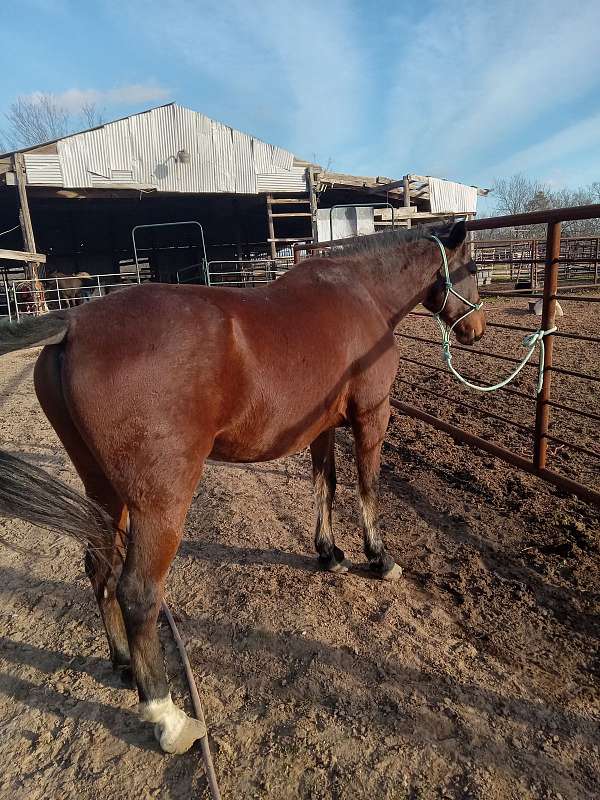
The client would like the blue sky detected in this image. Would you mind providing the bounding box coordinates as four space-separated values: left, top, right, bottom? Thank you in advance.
1 0 600 195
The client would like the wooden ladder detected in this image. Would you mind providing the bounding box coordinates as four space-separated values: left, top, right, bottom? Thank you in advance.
266 194 314 261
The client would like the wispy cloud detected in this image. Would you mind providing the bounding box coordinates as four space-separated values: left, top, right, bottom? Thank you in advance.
382 0 600 184
25 84 170 112
486 111 600 178
112 0 366 168
14 0 599 186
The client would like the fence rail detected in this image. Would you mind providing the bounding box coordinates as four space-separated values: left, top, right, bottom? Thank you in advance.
1 272 141 321
473 234 600 286
294 203 600 508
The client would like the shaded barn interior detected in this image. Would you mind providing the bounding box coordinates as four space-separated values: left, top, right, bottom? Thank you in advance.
0 102 486 309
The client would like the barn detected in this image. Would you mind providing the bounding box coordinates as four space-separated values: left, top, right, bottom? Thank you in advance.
0 102 485 311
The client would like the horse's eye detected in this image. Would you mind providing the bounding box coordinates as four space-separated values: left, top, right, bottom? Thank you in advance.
467 261 477 275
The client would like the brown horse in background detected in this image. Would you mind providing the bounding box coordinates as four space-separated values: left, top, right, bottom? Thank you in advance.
0 221 485 754
47 271 95 307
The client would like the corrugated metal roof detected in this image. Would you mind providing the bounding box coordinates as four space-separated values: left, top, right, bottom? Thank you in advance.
33 103 307 195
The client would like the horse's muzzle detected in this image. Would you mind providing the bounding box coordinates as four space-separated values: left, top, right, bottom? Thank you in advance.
454 310 486 345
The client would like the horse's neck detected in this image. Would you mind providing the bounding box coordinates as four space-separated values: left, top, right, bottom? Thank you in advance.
358 239 439 328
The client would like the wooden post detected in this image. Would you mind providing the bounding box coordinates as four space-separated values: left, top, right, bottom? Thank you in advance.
403 175 411 228
266 194 277 261
14 152 45 313
533 222 561 470
307 167 319 242
509 240 514 282
595 236 599 284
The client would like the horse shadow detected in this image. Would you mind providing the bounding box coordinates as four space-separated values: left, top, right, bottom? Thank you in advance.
179 539 317 574
377 441 600 642
156 609 597 797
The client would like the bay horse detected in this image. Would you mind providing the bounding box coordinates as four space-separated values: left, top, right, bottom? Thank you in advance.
0 220 485 754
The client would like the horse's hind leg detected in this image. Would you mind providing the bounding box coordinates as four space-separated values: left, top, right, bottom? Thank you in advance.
310 429 348 573
83 487 131 683
34 345 131 679
351 402 402 582
117 503 206 754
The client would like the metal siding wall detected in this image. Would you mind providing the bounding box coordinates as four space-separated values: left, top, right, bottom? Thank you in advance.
213 123 235 192
429 177 478 214
49 104 301 195
257 166 307 193
232 128 256 194
23 154 63 185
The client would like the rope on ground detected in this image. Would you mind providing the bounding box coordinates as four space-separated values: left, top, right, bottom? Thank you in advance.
162 601 222 800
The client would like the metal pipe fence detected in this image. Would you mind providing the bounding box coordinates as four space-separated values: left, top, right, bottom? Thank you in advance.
1 272 141 320
473 235 600 285
294 204 600 508
205 259 292 288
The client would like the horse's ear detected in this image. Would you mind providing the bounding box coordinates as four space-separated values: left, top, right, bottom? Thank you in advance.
441 220 467 250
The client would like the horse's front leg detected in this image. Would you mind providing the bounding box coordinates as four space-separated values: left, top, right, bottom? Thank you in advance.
310 429 349 573
351 400 402 581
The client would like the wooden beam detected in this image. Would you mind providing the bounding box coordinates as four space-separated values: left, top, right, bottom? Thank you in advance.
266 194 277 260
403 175 411 228
268 198 311 204
376 207 417 220
375 211 457 224
369 178 407 193
317 171 403 193
0 248 47 263
267 237 310 242
271 212 312 218
307 166 319 242
14 153 46 312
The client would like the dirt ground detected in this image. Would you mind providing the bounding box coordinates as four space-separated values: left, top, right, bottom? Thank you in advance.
0 299 599 799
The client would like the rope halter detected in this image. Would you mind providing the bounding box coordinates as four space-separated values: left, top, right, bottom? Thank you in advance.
428 234 556 395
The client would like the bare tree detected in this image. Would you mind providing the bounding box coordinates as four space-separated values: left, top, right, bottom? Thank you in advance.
3 93 105 151
80 102 104 129
5 94 71 148
492 174 547 217
484 174 600 239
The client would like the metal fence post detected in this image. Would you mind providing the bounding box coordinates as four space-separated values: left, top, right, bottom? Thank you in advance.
12 283 20 322
3 277 12 322
533 221 561 470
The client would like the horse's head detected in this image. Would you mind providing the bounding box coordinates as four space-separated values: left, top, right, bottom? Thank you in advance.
422 220 486 346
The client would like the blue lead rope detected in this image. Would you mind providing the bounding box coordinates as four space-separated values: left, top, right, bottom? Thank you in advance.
429 235 556 395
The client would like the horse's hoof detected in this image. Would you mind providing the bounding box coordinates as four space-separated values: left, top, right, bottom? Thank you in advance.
370 559 403 582
119 666 135 689
155 714 206 755
141 694 206 755
319 548 350 574
381 562 403 582
328 558 351 574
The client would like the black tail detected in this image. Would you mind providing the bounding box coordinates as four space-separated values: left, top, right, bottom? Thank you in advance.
0 312 69 356
0 450 116 560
